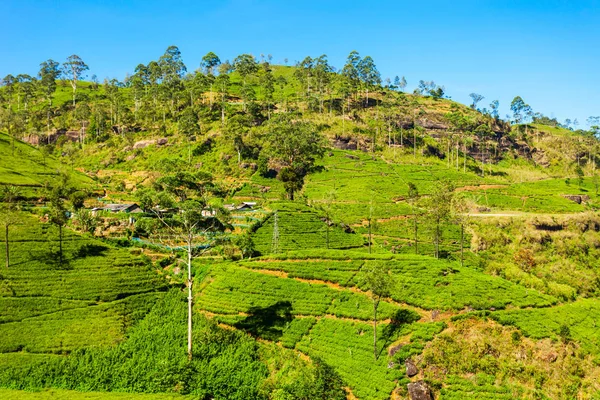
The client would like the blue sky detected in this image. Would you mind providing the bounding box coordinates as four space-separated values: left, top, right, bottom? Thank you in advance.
2 0 598 126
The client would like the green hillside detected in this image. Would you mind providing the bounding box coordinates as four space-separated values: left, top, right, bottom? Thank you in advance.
2 46 600 399
0 132 93 199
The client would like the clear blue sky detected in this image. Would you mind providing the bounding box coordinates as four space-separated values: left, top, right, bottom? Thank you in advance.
2 0 598 126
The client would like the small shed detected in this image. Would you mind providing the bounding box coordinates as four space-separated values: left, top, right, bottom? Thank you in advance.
236 202 256 211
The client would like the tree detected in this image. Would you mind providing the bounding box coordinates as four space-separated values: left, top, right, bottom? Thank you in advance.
48 185 69 265
475 124 493 176
362 263 393 360
224 114 251 164
260 62 276 118
315 189 337 249
159 46 187 118
510 96 526 124
357 56 381 106
233 54 258 86
394 76 407 92
489 100 500 119
451 195 469 266
0 186 20 269
263 116 327 200
200 52 221 75
38 60 61 135
75 208 98 235
425 180 454 259
469 93 484 110
178 107 199 137
406 182 419 254
341 51 361 104
62 55 89 107
144 194 229 360
214 70 230 123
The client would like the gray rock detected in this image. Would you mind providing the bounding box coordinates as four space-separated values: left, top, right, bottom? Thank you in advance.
133 139 156 149
157 138 168 146
407 381 433 400
406 359 418 377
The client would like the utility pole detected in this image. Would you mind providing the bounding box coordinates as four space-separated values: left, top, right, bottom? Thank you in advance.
271 212 279 254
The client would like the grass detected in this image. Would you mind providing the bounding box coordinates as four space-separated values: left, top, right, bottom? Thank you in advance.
0 133 93 198
0 388 191 399
0 218 168 353
491 298 600 356
296 318 445 400
251 201 365 254
240 251 555 310
196 263 400 321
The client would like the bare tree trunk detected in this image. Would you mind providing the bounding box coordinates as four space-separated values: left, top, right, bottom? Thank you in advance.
435 221 440 259
187 240 193 361
373 299 378 360
4 225 8 269
368 218 372 254
460 223 464 266
59 225 63 265
414 215 418 254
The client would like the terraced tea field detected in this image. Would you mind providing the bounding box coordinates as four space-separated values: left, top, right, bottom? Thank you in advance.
0 218 168 355
195 250 559 399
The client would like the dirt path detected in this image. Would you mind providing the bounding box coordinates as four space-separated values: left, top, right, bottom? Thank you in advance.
455 184 508 192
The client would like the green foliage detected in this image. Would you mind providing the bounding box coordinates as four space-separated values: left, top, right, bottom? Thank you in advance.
491 298 600 355
239 252 555 310
251 202 364 255
196 264 401 321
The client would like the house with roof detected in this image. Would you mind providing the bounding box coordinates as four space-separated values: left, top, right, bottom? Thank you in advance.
92 203 143 215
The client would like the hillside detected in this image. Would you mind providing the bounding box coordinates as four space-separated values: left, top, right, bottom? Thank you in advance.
2 49 600 399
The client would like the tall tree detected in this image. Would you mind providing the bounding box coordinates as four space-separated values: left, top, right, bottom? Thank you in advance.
260 62 276 118
398 76 407 92
48 185 68 265
314 55 333 113
357 55 381 106
264 115 327 200
469 93 484 110
362 263 394 360
159 46 187 118
200 52 221 75
407 182 420 254
38 59 61 137
233 54 258 111
233 54 258 86
215 66 231 123
0 186 20 269
489 100 500 119
62 55 89 107
425 180 454 259
510 96 526 124
143 193 229 361
341 51 361 104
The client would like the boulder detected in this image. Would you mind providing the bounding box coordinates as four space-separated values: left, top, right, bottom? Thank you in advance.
542 352 558 363
133 139 156 149
405 359 418 377
407 381 433 400
562 194 590 204
332 138 357 150
126 154 136 162
419 119 448 130
156 137 168 146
